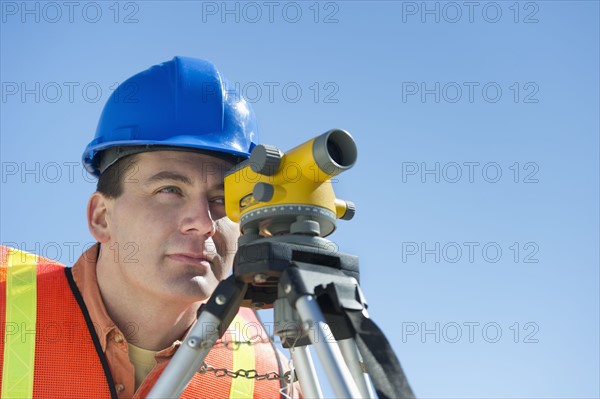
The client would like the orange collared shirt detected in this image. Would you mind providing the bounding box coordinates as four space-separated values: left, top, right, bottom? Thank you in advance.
71 243 182 399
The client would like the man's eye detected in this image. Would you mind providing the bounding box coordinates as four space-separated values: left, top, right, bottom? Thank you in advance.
211 196 225 205
158 186 182 195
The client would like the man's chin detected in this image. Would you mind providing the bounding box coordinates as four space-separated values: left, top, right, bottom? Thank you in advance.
186 278 219 300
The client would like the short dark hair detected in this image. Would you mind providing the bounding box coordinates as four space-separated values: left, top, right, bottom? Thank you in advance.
96 154 139 198
96 149 241 198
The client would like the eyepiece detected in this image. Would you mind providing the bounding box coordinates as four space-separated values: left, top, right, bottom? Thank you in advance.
313 129 357 176
327 137 343 166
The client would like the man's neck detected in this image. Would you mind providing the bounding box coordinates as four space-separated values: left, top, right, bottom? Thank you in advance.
95 252 201 351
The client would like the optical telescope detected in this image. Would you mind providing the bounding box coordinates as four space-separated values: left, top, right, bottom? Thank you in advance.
225 129 357 238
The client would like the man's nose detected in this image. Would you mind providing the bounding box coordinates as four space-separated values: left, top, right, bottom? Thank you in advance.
180 198 216 237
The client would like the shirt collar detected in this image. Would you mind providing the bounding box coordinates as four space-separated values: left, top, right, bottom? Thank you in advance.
71 243 117 352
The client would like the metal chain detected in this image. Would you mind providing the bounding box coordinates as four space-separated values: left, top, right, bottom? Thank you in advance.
198 361 295 383
197 338 297 383
213 337 274 350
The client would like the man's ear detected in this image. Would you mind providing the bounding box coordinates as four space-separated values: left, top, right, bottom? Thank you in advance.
87 192 112 243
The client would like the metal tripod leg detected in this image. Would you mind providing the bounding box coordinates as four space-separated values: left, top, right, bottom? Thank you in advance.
147 276 245 398
147 311 223 398
295 295 362 398
275 294 324 398
339 338 376 398
290 345 323 398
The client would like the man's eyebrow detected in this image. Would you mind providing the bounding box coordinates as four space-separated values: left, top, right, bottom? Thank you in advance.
144 171 193 186
144 172 226 190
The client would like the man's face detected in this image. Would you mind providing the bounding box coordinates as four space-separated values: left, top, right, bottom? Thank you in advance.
99 150 238 303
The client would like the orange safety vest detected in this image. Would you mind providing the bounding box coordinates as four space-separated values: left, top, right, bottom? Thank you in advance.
0 246 284 398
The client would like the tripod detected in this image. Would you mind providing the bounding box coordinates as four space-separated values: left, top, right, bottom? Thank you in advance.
147 129 415 398
147 231 414 398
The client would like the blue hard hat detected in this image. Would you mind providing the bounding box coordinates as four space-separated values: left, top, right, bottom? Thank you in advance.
82 56 258 177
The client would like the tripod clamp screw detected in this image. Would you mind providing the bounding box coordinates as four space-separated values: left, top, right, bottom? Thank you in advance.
215 295 227 305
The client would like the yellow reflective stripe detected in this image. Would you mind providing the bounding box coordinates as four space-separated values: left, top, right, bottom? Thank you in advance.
2 248 38 399
229 313 255 399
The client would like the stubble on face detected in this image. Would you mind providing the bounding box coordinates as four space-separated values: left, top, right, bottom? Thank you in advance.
101 151 240 304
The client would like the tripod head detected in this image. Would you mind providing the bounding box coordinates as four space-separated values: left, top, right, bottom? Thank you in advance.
224 129 357 239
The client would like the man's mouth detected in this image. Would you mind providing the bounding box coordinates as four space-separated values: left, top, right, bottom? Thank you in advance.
167 253 213 267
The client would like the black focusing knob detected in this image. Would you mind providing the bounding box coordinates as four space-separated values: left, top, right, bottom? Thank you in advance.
340 201 356 220
249 145 283 176
253 183 275 202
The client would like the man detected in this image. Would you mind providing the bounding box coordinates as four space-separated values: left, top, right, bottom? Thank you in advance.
1 57 288 398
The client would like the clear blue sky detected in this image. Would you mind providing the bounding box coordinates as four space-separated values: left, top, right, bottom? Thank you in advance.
1 1 598 398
